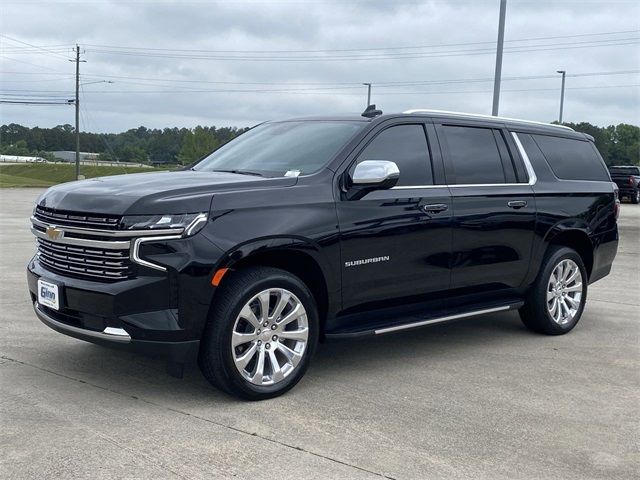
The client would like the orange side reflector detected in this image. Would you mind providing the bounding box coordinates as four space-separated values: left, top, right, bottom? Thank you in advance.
211 268 229 287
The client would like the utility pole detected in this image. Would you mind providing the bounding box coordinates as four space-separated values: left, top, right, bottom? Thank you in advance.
557 70 566 123
71 45 86 180
491 0 507 116
363 83 372 107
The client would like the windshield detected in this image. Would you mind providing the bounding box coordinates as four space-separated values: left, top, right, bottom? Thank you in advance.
193 120 364 177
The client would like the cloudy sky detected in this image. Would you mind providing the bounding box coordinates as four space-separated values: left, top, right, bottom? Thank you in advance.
1 0 639 132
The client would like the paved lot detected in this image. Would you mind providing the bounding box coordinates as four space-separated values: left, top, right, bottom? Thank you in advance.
1 188 638 480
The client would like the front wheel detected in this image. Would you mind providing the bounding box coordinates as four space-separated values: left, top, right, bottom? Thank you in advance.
519 246 588 335
631 190 640 204
199 266 319 400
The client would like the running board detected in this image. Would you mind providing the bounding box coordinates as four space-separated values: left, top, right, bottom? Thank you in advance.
325 301 522 339
373 306 511 335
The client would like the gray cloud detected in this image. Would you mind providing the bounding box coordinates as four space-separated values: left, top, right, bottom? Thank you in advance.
1 0 639 132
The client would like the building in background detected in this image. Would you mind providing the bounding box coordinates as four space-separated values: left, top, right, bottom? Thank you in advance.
51 151 100 163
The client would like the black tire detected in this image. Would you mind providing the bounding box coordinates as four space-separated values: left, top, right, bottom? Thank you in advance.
631 190 640 204
519 246 588 335
198 266 319 400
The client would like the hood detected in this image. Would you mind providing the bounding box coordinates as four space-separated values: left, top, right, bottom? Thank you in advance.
37 170 298 215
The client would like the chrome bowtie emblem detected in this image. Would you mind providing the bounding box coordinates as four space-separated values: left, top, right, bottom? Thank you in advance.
46 225 64 241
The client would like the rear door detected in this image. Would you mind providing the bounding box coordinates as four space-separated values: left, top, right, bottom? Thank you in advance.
336 121 453 309
435 121 536 290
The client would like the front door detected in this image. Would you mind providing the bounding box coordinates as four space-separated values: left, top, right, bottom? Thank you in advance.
336 122 453 310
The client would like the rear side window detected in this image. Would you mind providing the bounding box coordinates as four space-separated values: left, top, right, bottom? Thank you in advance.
532 135 609 181
441 125 507 184
357 124 433 186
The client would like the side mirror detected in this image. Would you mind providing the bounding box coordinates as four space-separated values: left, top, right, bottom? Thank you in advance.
346 160 400 200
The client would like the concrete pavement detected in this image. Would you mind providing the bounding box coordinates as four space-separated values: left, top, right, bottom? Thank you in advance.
1 188 638 479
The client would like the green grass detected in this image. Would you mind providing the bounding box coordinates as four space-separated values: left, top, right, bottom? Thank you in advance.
0 163 159 188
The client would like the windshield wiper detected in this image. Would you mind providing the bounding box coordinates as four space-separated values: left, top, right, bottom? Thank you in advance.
211 169 266 177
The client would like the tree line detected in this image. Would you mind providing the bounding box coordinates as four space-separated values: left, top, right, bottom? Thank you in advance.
558 122 639 166
1 121 638 166
0 124 248 165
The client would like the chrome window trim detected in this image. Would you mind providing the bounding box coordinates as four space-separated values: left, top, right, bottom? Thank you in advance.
130 235 183 272
31 216 184 238
391 185 445 190
31 226 130 250
448 183 528 188
510 131 538 186
389 132 538 190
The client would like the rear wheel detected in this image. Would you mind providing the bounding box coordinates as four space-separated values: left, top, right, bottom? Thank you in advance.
519 246 587 335
199 266 318 400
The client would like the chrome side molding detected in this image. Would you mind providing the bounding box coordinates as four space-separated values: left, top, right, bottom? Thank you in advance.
374 305 513 335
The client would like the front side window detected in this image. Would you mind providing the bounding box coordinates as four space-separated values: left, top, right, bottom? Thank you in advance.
356 124 433 186
194 121 364 177
441 125 507 185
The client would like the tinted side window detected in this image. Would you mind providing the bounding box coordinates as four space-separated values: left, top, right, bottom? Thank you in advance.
441 125 506 184
357 124 433 186
532 135 609 181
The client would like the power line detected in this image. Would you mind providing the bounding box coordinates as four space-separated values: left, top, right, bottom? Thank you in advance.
0 35 74 60
0 71 72 76
5 69 637 95
0 55 67 72
74 69 640 88
1 69 637 87
354 84 640 96
85 38 640 61
82 29 639 54
5 83 636 96
0 99 73 105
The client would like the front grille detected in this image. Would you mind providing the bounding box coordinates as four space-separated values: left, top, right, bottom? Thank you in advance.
35 205 121 230
36 238 133 281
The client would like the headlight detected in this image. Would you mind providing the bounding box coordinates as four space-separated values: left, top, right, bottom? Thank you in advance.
121 212 208 237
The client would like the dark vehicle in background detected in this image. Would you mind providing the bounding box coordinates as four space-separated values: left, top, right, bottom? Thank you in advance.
609 165 640 204
27 109 619 400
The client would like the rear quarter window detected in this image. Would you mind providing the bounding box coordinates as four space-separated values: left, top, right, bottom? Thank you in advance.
532 134 610 181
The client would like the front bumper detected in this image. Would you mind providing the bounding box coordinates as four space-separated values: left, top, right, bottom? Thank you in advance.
27 248 216 362
32 300 199 361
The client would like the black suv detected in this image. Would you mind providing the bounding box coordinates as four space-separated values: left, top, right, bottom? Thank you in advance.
27 109 619 400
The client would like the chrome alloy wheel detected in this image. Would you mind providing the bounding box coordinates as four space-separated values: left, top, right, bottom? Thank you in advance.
546 259 583 325
231 288 309 386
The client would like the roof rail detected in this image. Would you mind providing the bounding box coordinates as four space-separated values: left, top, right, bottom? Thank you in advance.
402 109 574 131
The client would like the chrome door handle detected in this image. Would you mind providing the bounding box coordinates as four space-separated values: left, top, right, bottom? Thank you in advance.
507 200 527 209
421 203 449 214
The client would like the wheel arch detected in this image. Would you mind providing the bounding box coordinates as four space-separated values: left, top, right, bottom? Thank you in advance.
210 238 334 336
544 227 594 279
